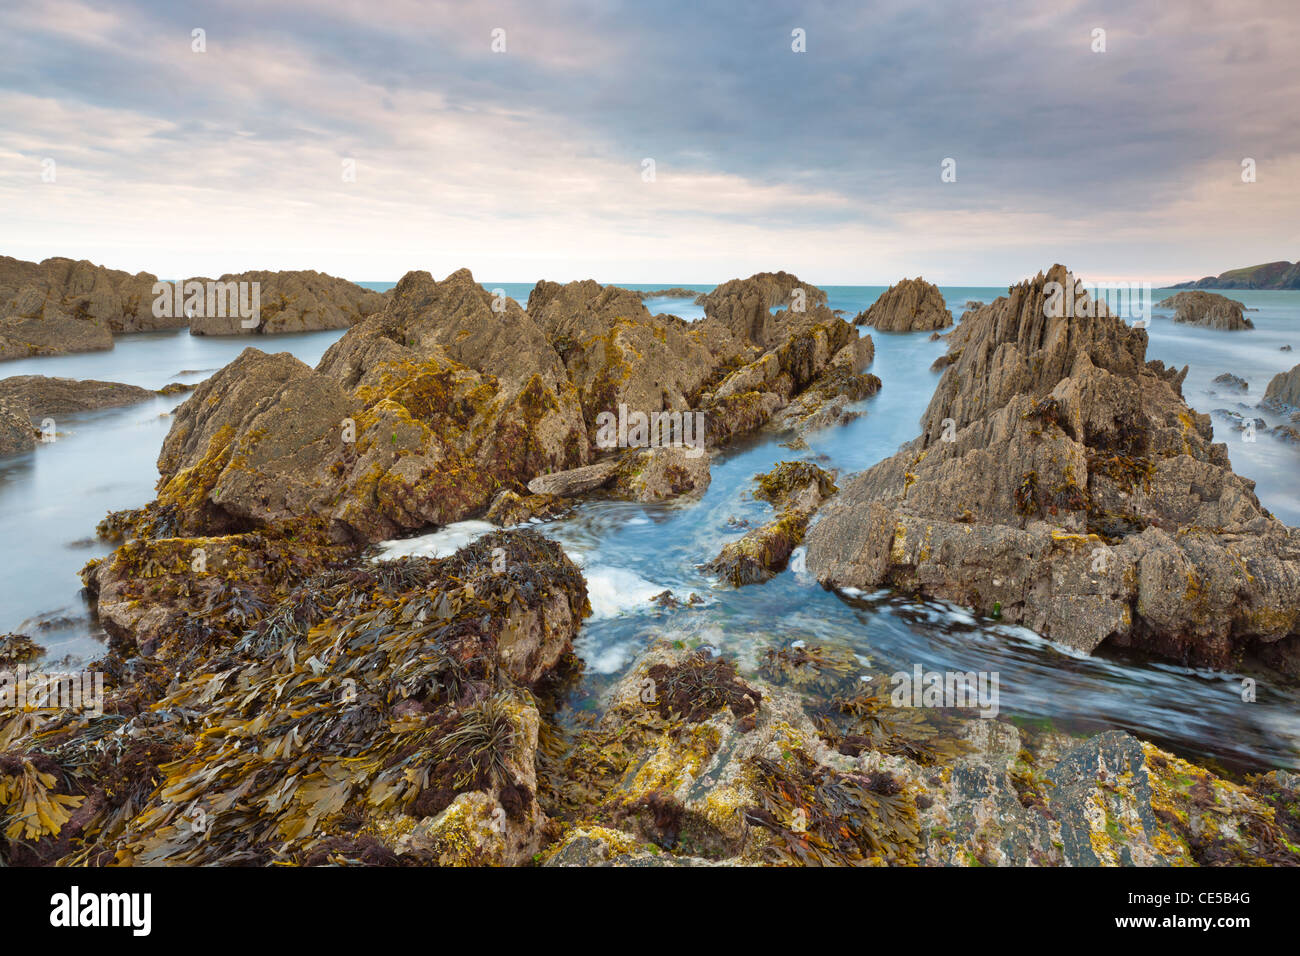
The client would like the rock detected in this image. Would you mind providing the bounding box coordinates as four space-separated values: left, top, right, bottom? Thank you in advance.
485 489 569 526
0 375 156 420
0 633 44 667
1262 363 1300 410
527 279 719 438
633 287 704 301
609 446 711 502
806 264 1300 674
853 278 953 332
1211 372 1248 393
188 270 386 335
1283 345 1293 352
965 300 984 310
0 399 36 456
145 269 588 543
1154 291 1254 330
695 271 828 349
527 458 621 497
704 462 836 586
0 255 181 359
157 382 199 396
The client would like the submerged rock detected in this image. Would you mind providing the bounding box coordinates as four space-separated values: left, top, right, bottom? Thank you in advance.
854 277 953 332
807 264 1300 674
1155 291 1254 330
1211 372 1249 393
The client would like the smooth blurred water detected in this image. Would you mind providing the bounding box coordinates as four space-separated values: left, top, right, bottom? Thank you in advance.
3 284 1298 772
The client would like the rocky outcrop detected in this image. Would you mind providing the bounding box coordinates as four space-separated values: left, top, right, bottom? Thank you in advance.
142 270 587 545
854 278 953 332
0 375 156 420
1155 291 1254 330
634 287 703 300
0 255 184 360
1262 363 1300 411
1211 372 1248 393
695 271 827 349
0 399 35 456
704 462 835 586
527 279 719 440
188 270 386 335
806 264 1300 674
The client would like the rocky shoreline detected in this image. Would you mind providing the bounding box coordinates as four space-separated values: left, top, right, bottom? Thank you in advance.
1 264 1297 867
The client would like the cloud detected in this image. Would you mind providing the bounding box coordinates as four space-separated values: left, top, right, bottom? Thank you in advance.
0 0 1296 283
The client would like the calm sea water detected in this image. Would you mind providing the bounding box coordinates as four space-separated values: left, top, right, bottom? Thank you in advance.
3 283 1298 771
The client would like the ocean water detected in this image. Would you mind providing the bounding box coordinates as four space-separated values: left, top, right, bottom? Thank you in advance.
3 283 1298 771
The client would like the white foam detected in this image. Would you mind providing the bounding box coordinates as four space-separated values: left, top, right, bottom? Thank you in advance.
585 565 670 619
373 520 496 561
586 642 635 675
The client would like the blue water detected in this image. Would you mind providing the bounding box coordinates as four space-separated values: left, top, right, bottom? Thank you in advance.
2 283 1297 771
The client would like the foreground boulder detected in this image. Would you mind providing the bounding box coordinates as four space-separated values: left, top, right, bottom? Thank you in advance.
3 530 588 866
854 278 953 332
188 270 386 335
1155 291 1254 330
807 265 1300 674
0 375 156 420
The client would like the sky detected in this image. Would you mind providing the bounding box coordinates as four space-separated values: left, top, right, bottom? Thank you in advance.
1 0 1297 286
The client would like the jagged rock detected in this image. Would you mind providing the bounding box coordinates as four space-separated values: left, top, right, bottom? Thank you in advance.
527 279 719 438
854 278 953 332
807 264 1300 674
766 335 879 435
965 300 984 310
0 399 36 456
188 270 386 335
1211 372 1248 393
1155 291 1254 330
0 255 181 359
1262 363 1300 410
146 270 588 543
0 375 156 420
633 287 704 301
695 271 827 349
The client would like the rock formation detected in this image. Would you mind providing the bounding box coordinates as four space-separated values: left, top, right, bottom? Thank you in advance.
807 265 1300 675
0 375 156 420
853 277 953 332
1171 259 1300 290
1262 363 1300 411
188 270 386 335
0 255 179 359
1155 291 1254 330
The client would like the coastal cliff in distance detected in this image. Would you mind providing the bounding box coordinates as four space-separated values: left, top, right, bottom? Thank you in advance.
1171 259 1300 290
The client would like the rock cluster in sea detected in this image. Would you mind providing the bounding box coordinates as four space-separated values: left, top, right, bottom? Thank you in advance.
854 277 953 332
